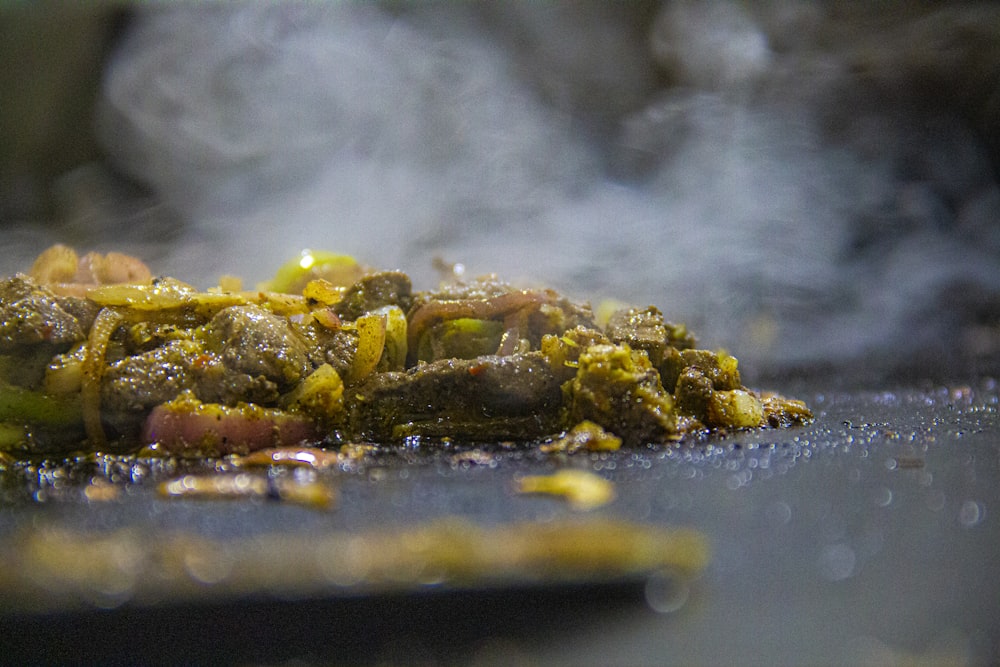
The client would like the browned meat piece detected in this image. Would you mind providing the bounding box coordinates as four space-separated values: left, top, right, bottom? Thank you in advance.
349 352 564 441
101 339 202 436
660 348 742 393
202 305 312 391
605 306 696 366
0 275 87 352
334 271 412 321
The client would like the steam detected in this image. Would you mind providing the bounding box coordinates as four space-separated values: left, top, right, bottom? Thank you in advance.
90 1 1000 377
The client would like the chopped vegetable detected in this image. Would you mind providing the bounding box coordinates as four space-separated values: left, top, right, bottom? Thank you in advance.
416 317 504 362
282 363 345 424
761 393 814 427
346 311 387 383
262 249 363 294
541 420 622 454
142 392 321 456
517 469 616 510
707 388 765 428
0 381 82 427
81 307 124 448
376 305 408 371
234 447 343 469
302 279 343 307
43 344 86 395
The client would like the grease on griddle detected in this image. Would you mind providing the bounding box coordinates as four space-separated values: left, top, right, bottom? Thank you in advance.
158 472 336 509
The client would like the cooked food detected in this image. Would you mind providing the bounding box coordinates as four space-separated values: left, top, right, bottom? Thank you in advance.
517 469 617 510
0 245 811 458
2 518 710 610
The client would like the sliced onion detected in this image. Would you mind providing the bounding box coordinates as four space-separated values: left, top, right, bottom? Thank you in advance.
345 312 387 384
406 290 553 361
87 279 235 311
81 307 124 448
143 396 321 455
235 447 342 468
375 305 407 370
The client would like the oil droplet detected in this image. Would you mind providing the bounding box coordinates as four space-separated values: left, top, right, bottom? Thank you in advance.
183 549 233 585
765 500 792 527
818 543 856 581
958 500 984 527
644 569 690 614
926 490 946 512
874 487 893 507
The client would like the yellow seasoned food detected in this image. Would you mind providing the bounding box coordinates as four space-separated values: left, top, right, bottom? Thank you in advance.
0 245 811 457
517 469 617 510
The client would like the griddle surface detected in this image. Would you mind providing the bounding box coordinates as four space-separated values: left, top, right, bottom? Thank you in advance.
2 381 998 665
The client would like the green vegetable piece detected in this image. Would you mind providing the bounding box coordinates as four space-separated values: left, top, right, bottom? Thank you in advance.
264 250 362 294
0 381 82 427
416 318 504 362
0 381 85 452
0 422 28 451
334 271 412 321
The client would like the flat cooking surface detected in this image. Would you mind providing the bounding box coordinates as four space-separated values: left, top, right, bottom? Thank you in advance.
2 380 998 665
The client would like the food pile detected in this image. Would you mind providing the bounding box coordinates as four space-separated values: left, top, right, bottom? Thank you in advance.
0 246 811 458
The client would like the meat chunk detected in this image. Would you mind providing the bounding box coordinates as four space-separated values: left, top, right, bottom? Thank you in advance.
605 306 696 367
0 275 86 352
660 348 742 393
101 339 202 435
202 305 312 390
291 320 359 379
101 305 318 438
349 352 564 441
334 271 412 321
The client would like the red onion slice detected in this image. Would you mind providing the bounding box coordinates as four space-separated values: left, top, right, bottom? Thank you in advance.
143 398 320 455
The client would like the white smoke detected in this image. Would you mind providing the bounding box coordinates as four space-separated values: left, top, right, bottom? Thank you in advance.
89 1 1000 378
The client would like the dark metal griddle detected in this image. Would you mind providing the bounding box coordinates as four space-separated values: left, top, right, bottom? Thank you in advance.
1 380 998 665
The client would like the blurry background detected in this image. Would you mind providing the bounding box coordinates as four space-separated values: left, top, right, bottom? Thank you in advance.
3 0 1000 382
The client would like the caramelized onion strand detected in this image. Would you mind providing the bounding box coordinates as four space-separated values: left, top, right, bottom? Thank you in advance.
81 307 125 448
